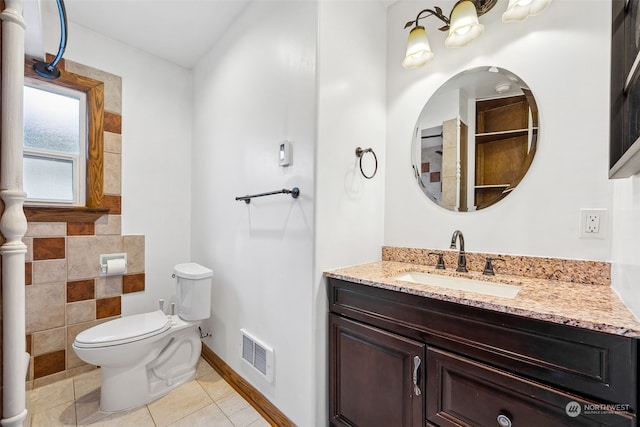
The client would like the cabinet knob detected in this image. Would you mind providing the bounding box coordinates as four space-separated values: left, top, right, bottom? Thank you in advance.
497 413 512 427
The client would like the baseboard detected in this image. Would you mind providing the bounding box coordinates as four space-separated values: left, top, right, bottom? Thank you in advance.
201 344 295 427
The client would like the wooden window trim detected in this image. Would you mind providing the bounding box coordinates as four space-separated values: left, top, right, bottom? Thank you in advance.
23 57 109 223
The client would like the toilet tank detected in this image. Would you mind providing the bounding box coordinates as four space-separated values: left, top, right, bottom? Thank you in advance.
174 263 213 321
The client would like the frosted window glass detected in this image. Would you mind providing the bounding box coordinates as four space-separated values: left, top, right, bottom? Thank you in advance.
23 85 80 154
24 156 74 202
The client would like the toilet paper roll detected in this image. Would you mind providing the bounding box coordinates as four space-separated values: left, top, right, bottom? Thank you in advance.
105 258 127 275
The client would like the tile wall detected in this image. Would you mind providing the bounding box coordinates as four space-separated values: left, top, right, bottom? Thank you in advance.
17 60 146 388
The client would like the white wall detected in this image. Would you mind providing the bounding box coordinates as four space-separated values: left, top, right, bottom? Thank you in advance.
40 12 193 315
190 2 316 424
612 175 640 319
314 1 387 424
386 0 613 261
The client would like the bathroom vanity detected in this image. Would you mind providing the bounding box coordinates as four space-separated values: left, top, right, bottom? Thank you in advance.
326 260 640 427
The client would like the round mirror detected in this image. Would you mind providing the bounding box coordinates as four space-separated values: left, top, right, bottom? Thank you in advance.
411 66 538 211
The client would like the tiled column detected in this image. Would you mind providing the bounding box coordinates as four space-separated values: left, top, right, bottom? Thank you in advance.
0 1 28 426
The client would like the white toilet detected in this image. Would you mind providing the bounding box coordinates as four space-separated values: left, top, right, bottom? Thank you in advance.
73 262 213 412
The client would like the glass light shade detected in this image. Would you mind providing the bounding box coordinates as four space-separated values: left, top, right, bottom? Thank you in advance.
502 0 552 23
402 26 435 69
445 0 485 48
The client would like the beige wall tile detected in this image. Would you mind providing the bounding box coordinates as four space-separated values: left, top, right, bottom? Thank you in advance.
32 259 67 284
67 300 97 325
442 118 458 150
26 222 66 237
95 276 123 298
25 236 33 262
66 319 110 369
124 235 145 274
73 367 101 398
65 364 97 379
441 147 457 178
28 357 34 382
32 371 68 389
26 282 66 333
32 328 66 357
104 132 122 154
104 152 122 196
95 215 122 236
64 60 122 114
67 236 123 280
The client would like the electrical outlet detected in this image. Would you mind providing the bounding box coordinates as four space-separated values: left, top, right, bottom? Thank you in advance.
585 214 600 233
579 209 607 239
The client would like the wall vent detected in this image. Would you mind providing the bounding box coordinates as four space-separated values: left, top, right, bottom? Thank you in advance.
240 329 274 382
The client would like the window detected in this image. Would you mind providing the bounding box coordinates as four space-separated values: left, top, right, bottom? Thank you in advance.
23 78 87 206
23 57 107 222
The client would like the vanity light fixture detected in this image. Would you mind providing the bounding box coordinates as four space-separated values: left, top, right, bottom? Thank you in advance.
402 0 552 70
502 0 552 23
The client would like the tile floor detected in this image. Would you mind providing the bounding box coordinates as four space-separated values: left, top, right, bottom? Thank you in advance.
26 358 270 427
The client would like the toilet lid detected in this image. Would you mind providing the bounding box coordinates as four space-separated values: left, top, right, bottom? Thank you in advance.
74 310 172 348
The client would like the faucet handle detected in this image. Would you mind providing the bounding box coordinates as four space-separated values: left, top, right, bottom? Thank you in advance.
428 252 446 270
158 299 165 312
483 257 505 276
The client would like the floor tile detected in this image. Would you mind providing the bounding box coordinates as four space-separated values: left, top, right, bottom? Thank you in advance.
167 403 233 427
195 358 215 378
147 380 213 427
216 391 252 418
228 405 262 427
27 378 75 412
30 400 76 427
197 371 235 402
82 407 155 427
75 388 110 426
247 418 271 427
26 357 269 427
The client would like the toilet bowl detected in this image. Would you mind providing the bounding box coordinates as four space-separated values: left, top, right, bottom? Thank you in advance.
72 263 213 412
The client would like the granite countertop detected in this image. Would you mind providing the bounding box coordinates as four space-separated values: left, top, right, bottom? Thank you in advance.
325 261 640 338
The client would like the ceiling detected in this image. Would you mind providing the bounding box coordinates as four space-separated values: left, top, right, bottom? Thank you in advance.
44 0 252 69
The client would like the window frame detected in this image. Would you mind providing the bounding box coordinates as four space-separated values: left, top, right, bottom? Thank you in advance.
23 57 109 222
23 78 88 206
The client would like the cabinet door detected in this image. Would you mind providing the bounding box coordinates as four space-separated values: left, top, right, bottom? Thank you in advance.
427 347 636 427
329 313 425 427
610 0 640 178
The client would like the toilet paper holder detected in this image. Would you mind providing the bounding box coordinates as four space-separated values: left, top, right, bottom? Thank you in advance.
99 253 128 276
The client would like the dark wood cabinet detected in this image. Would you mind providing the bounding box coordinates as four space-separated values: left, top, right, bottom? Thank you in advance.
428 347 635 427
328 277 638 427
610 0 640 178
474 94 537 209
329 314 425 427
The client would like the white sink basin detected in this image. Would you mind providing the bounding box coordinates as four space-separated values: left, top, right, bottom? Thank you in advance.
394 271 520 299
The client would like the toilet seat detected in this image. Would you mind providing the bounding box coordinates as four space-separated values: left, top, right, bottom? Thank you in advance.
74 310 172 348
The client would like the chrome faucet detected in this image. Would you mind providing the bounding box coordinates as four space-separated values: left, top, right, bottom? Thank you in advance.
449 230 467 272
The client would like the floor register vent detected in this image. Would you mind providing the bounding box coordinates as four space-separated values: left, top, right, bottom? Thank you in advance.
241 329 274 382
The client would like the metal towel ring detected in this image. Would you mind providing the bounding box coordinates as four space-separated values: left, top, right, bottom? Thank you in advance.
355 147 378 179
